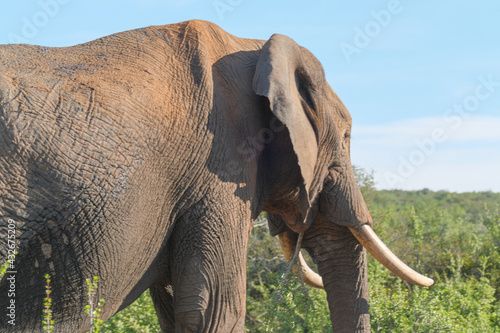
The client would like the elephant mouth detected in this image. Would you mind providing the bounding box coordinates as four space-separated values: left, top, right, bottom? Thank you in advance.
279 223 434 288
279 231 324 288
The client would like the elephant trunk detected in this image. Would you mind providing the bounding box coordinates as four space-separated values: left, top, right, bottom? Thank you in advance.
300 218 371 331
319 239 370 332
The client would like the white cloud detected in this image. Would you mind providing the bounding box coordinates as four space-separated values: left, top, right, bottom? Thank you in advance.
354 116 500 145
376 161 500 193
351 115 500 192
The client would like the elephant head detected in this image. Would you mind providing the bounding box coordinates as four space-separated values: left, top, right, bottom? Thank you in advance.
253 34 433 331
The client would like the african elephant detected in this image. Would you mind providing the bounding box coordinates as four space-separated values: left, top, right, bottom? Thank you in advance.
0 20 432 332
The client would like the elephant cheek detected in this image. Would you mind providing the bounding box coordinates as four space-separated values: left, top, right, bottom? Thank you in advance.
320 174 372 228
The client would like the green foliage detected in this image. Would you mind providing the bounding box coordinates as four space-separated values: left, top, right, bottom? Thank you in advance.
101 290 161 332
249 272 330 332
85 276 105 333
369 260 499 332
43 274 54 333
365 186 500 332
0 260 9 279
353 165 376 201
246 216 330 332
245 168 500 332
0 252 16 279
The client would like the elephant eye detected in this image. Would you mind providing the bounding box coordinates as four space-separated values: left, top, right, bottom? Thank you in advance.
342 131 350 150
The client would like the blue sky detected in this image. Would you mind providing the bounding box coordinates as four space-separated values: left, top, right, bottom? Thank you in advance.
1 0 499 192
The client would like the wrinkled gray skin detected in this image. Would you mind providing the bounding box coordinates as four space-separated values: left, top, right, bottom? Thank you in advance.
0 20 371 332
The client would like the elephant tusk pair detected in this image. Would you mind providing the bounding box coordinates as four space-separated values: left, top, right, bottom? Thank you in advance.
278 224 434 289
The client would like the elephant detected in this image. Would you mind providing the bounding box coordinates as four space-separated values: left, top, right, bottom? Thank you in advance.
0 20 432 332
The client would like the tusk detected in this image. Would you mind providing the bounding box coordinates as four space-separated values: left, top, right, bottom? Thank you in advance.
278 231 324 289
349 224 434 287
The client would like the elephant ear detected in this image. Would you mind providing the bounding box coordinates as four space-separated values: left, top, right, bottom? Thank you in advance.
253 34 319 229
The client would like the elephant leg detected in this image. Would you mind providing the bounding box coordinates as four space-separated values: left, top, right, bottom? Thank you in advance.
169 198 250 332
150 284 176 333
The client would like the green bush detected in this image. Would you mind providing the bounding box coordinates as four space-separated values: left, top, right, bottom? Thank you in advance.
369 260 499 332
245 216 330 332
101 290 161 332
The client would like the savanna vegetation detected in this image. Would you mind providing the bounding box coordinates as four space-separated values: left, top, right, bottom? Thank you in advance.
243 168 500 332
